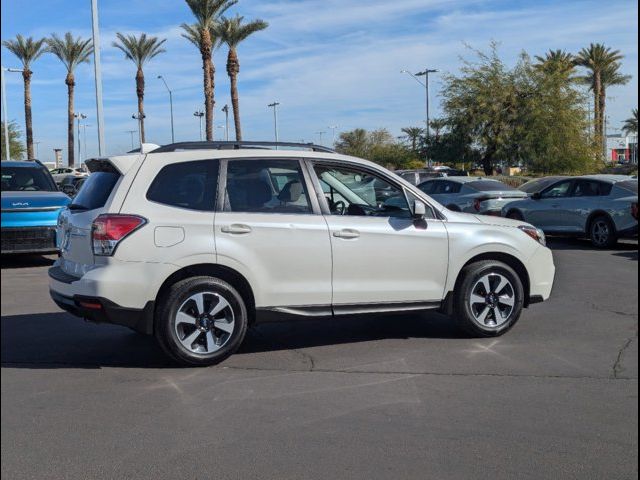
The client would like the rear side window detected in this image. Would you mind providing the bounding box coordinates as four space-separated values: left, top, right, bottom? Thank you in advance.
468 181 516 192
572 180 612 197
71 171 120 209
147 160 219 211
432 181 461 194
617 180 638 194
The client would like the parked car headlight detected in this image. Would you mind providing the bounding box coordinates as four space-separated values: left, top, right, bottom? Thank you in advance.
518 225 546 246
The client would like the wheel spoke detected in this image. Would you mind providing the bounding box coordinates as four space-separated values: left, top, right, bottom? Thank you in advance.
476 306 491 324
492 306 503 321
176 311 197 326
498 294 515 307
494 276 509 295
471 293 486 305
214 319 234 334
193 293 205 315
205 331 220 353
480 276 492 294
209 296 231 317
180 329 202 349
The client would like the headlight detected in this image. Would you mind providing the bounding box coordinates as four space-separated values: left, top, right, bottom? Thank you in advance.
518 225 546 246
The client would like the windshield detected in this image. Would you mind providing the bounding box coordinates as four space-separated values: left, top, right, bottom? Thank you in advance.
519 177 563 194
1 166 57 192
468 180 517 192
617 180 638 194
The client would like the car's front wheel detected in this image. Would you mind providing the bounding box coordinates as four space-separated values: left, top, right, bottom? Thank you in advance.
589 215 618 249
453 260 524 337
155 276 248 366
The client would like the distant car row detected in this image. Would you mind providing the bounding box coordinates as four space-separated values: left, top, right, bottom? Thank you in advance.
400 174 637 248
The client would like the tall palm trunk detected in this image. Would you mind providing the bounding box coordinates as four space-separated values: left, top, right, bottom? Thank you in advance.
598 86 607 158
200 29 214 141
66 72 75 167
136 68 146 143
593 72 602 154
22 69 34 159
227 48 241 141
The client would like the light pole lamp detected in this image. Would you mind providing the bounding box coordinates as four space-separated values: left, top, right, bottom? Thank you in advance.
268 102 280 144
157 75 175 143
193 110 204 141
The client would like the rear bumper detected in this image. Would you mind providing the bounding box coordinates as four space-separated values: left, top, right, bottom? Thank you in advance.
1 226 58 254
49 288 155 334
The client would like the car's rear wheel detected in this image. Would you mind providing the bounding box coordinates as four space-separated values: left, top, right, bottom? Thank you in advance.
155 276 248 366
589 215 618 249
453 260 524 337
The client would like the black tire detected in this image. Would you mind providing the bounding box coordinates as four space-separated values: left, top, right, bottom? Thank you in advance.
506 210 524 221
453 260 525 337
589 215 618 249
155 276 248 366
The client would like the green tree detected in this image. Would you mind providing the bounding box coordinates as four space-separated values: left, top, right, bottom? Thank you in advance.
2 35 47 159
575 44 631 157
112 33 167 143
216 15 268 141
622 108 638 135
534 49 575 78
0 121 26 160
335 128 415 169
46 33 93 167
335 128 369 158
183 0 237 141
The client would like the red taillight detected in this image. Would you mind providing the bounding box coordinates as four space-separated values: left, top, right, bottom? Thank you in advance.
632 203 638 221
92 214 146 256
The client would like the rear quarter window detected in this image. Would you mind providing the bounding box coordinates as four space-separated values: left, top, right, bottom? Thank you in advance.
71 171 120 210
146 160 219 211
616 180 638 194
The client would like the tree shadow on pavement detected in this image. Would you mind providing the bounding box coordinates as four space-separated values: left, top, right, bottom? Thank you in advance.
1 310 461 369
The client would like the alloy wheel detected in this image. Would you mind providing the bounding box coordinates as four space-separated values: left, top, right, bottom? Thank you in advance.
592 220 611 247
469 273 516 328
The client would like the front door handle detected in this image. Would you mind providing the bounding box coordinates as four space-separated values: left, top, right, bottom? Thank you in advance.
221 224 252 234
333 229 360 239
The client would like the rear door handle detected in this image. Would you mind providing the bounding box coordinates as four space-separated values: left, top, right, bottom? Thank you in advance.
333 229 360 239
221 224 252 234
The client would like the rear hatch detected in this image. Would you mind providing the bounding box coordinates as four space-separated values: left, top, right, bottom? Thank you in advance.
1 191 70 227
57 158 133 277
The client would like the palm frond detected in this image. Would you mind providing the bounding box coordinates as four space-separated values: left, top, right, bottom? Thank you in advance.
46 33 93 72
2 34 47 68
112 33 167 68
185 0 237 28
216 15 269 48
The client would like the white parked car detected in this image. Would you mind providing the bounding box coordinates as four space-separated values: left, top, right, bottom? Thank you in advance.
49 167 89 185
49 141 555 366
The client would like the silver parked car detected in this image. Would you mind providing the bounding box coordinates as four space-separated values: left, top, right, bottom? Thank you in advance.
415 177 528 215
502 175 638 248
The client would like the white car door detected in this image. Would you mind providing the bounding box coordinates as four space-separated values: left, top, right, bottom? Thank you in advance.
214 158 332 308
310 162 449 307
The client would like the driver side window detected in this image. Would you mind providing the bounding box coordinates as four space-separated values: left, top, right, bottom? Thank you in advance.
541 180 573 199
314 165 411 218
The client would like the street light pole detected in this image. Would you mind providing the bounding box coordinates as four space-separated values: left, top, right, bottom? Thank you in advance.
193 110 204 141
132 113 145 148
82 125 91 160
74 113 87 164
315 131 326 145
401 67 438 166
222 104 230 141
1 67 9 161
328 125 338 146
125 130 136 150
157 75 175 143
268 102 280 144
91 0 106 155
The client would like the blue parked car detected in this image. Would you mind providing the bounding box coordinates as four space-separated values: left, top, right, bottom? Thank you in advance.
1 160 71 254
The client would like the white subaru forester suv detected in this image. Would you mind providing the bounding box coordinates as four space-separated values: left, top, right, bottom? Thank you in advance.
49 141 555 366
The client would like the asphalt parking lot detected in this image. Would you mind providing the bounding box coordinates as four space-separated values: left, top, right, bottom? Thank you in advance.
1 239 638 480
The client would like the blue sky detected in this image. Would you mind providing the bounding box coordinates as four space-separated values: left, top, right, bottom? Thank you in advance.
1 0 638 163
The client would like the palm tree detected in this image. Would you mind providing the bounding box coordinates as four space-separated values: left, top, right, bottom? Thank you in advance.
622 108 638 135
183 0 237 141
534 49 575 78
400 127 424 151
181 23 221 122
46 33 93 167
575 44 631 156
2 35 47 159
112 33 166 143
216 15 268 141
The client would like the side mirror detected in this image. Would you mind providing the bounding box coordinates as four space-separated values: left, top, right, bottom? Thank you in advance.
62 185 77 196
532 192 542 200
413 200 427 219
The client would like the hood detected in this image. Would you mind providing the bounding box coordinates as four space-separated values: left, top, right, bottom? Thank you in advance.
1 191 71 211
474 214 527 228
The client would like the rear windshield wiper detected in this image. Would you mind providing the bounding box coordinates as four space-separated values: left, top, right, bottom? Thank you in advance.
68 203 89 211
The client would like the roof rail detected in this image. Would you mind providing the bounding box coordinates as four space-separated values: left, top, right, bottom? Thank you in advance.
150 141 335 154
